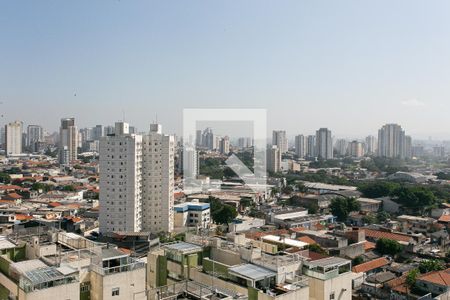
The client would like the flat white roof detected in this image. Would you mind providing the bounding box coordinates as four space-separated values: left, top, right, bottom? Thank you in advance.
357 198 382 204
261 235 309 249
302 182 357 191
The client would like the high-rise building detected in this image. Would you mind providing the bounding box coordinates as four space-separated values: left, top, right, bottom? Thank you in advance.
306 135 316 157
316 128 333 160
377 124 411 159
272 130 288 153
79 128 93 144
348 140 365 158
26 124 44 152
404 135 412 159
238 137 253 149
59 118 78 165
104 125 115 136
267 145 281 173
294 135 305 158
99 122 143 233
92 125 104 140
365 135 377 155
412 145 425 158
433 146 445 157
334 139 348 157
5 121 23 156
219 136 230 155
202 128 216 150
179 145 199 179
0 127 5 150
196 130 202 147
141 123 175 233
129 126 138 134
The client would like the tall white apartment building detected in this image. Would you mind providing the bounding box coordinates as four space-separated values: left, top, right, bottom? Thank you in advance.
334 139 348 157
349 140 365 158
59 118 78 165
237 137 253 149
377 123 412 159
92 125 104 140
5 121 23 156
267 145 281 173
100 122 175 234
99 122 143 233
219 136 230 155
365 135 377 155
141 124 175 233
272 130 288 153
26 125 43 147
294 135 305 158
306 135 316 157
316 128 333 160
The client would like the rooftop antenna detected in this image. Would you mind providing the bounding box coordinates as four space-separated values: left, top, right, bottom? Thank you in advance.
155 113 158 124
122 109 125 122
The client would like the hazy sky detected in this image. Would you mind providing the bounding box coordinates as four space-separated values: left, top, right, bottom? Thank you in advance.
1 1 450 139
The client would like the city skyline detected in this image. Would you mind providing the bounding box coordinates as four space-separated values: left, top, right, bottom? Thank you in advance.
2 1 450 139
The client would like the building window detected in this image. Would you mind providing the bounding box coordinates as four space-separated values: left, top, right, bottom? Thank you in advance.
330 292 335 300
112 288 120 296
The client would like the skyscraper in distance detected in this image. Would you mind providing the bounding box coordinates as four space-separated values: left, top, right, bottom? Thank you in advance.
316 128 333 160
377 124 411 159
5 121 23 156
272 130 288 153
294 134 305 158
59 118 78 165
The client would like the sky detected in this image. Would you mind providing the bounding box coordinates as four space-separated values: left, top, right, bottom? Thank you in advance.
1 1 450 140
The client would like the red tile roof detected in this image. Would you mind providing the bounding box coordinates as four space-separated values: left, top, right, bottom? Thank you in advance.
438 215 450 223
418 268 450 286
49 202 62 207
362 228 412 243
15 214 33 221
5 193 22 200
387 275 408 294
0 185 23 191
307 251 329 261
352 257 389 273
363 241 376 251
298 236 317 245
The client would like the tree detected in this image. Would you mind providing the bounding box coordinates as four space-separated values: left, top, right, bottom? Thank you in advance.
393 186 436 210
306 204 318 214
307 243 327 255
282 186 293 195
212 204 238 225
375 238 403 256
362 214 377 225
296 182 308 193
418 260 445 274
435 172 450 180
31 183 51 192
406 269 419 289
330 197 361 222
376 211 391 223
240 198 253 209
357 181 400 198
352 256 364 266
0 173 11 184
62 185 76 192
